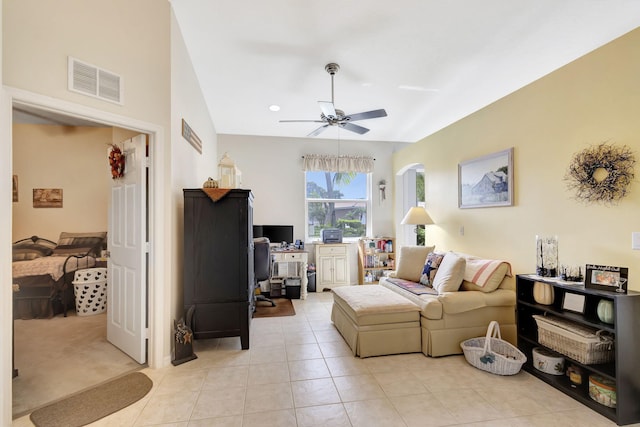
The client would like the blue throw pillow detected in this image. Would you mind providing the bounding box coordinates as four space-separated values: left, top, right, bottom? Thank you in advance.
419 252 445 286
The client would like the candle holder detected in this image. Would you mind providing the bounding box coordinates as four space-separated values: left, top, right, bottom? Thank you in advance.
536 235 558 277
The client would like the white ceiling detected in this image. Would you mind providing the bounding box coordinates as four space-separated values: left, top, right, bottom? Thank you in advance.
171 0 640 143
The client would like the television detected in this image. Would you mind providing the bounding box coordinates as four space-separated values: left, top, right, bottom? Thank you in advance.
253 225 294 244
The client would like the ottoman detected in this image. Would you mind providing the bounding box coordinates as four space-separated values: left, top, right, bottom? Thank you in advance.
331 285 421 357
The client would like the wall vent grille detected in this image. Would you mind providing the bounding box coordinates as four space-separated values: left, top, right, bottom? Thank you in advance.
68 57 123 105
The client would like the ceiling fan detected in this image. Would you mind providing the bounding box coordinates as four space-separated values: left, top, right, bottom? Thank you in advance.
280 63 387 137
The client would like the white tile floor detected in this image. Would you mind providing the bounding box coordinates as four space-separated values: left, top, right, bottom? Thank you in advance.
13 291 629 426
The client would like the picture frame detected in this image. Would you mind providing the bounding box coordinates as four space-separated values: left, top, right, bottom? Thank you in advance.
562 292 586 313
13 175 18 202
458 147 514 208
585 264 628 293
182 119 202 154
33 188 63 208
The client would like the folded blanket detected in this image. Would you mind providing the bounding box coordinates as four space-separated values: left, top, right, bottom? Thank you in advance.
384 278 438 296
463 257 512 287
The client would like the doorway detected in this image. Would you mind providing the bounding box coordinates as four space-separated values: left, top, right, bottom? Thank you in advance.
11 112 146 416
395 163 425 247
2 88 167 422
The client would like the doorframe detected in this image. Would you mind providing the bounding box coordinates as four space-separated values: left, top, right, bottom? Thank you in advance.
1 87 168 424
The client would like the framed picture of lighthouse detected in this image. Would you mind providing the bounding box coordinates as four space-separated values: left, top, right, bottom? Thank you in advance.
458 147 513 209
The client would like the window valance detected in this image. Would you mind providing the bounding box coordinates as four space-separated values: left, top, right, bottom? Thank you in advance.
302 154 374 173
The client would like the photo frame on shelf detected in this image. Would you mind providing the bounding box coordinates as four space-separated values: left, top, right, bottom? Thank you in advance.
458 147 514 208
562 292 586 313
585 264 628 293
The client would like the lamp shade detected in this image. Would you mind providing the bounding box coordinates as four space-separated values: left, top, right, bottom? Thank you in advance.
401 206 434 225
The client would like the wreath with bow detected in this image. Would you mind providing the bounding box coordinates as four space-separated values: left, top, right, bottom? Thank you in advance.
109 144 125 179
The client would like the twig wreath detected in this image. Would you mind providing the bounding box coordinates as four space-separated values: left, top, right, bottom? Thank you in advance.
564 142 635 204
108 144 125 179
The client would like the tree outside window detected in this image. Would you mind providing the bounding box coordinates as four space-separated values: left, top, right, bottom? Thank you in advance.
306 171 370 240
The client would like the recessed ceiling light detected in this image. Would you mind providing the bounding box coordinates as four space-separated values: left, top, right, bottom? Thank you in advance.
269 105 280 112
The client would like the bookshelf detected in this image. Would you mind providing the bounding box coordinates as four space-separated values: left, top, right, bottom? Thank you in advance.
357 237 395 284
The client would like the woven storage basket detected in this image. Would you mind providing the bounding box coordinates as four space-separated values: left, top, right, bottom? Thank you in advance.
532 315 614 364
461 321 527 375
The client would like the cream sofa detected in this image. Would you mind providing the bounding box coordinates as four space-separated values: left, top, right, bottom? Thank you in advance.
378 247 517 357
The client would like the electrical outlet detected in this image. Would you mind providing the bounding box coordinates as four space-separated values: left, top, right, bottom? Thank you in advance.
632 232 640 250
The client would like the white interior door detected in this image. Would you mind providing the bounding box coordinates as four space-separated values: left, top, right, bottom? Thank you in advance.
108 134 147 364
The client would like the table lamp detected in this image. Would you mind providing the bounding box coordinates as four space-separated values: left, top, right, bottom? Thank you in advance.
401 206 434 232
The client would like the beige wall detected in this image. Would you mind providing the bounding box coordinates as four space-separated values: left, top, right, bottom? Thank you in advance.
2 1 222 423
219 134 408 239
12 124 112 240
2 0 171 127
170 9 219 319
393 27 640 291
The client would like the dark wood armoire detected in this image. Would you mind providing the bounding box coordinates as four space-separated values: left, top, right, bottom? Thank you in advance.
183 189 254 349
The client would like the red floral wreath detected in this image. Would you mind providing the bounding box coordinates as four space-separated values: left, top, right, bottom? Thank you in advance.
109 144 125 179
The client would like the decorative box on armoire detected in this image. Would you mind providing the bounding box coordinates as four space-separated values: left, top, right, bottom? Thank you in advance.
183 188 254 350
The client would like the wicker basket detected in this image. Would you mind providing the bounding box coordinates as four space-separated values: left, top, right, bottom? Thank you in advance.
533 315 614 364
461 321 527 375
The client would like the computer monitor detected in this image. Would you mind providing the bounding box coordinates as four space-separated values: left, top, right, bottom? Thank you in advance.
253 225 294 244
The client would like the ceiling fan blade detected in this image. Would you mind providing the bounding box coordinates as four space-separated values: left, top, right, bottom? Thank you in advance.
307 124 329 137
279 119 324 123
318 101 337 118
346 109 387 122
340 122 369 135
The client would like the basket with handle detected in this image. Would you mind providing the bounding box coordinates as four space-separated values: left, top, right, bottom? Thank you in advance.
460 321 527 375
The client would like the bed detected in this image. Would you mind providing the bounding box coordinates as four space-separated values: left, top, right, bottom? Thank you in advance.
12 232 107 319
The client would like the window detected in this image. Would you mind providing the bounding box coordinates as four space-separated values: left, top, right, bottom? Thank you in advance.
305 171 371 241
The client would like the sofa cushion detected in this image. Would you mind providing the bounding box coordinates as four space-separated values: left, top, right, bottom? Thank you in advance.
332 285 420 326
432 252 466 293
396 245 435 282
379 276 516 320
419 251 445 286
439 289 517 314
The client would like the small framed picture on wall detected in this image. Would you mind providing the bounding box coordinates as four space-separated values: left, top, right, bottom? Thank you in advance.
13 175 18 202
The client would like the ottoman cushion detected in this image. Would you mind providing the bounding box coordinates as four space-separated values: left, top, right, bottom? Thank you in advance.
332 285 420 326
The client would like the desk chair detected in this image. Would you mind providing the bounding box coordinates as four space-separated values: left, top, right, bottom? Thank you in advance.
254 237 275 307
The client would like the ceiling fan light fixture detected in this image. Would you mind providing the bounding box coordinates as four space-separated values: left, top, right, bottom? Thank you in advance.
279 63 387 137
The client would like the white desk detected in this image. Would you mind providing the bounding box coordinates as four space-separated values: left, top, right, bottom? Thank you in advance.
271 249 308 300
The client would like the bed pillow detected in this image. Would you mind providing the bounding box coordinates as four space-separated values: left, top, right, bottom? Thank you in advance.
419 251 445 286
52 232 107 257
395 245 436 282
12 242 54 261
432 252 466 294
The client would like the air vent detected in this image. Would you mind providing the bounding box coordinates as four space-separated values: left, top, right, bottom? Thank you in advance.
68 57 123 105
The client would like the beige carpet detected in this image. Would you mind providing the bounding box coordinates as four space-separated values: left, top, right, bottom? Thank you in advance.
12 312 142 418
29 372 152 427
253 297 296 317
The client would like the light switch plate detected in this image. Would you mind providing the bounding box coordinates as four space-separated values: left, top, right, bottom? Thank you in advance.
632 232 640 250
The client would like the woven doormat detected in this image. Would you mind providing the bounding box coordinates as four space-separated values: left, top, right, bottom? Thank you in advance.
253 297 296 318
30 372 152 427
